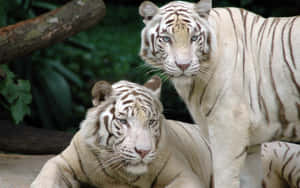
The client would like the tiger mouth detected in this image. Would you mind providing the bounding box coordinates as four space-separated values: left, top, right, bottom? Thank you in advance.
125 160 148 167
169 73 198 78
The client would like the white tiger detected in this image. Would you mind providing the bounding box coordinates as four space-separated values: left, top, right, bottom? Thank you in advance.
261 142 300 188
139 0 300 188
31 76 213 188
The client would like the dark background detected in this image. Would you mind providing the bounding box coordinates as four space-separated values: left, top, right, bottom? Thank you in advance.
0 0 299 131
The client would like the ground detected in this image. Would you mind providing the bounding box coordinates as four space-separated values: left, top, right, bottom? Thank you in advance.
0 153 53 188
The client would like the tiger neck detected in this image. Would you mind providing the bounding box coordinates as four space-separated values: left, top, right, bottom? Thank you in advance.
171 74 215 123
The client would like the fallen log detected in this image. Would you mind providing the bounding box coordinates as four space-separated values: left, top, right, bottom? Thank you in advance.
0 120 74 154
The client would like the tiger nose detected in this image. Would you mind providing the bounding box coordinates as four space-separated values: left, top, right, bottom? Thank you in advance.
135 147 150 158
175 61 191 71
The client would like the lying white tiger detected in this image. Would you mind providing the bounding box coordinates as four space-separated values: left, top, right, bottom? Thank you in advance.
31 76 213 188
139 0 300 188
261 142 300 188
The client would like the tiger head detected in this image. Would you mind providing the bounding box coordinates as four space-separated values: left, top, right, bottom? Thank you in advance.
139 0 214 79
81 76 163 176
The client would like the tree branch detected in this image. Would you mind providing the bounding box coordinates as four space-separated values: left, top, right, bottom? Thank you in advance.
0 0 106 63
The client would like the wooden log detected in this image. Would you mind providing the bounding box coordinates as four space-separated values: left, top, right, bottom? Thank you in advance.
0 120 74 154
0 0 106 63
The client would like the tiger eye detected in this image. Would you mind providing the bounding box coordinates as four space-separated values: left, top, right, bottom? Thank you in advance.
191 35 198 42
161 36 171 43
118 119 128 124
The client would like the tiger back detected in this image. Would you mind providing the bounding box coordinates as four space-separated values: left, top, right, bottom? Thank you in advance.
31 76 213 188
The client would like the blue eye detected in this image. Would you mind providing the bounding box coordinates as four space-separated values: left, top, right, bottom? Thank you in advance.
191 35 198 42
161 36 171 43
118 119 128 124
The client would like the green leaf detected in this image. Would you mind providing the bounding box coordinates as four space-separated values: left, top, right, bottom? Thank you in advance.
32 1 57 10
0 3 6 27
10 97 31 124
37 68 72 129
0 64 32 124
241 0 253 7
48 61 83 88
32 87 55 129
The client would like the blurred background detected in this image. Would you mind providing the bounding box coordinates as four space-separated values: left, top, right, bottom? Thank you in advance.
0 0 299 132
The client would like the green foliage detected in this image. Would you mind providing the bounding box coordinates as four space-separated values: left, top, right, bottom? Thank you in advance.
1 0 298 129
0 65 32 124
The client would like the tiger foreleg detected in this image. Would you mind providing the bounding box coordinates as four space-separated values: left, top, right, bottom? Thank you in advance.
261 142 300 188
208 104 250 188
209 123 249 188
31 155 80 188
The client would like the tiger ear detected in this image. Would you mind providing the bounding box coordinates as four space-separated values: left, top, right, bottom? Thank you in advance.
195 0 212 18
144 76 161 98
139 1 159 23
91 81 112 106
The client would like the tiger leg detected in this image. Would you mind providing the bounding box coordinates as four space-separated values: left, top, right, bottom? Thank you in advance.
261 142 300 188
31 155 80 188
240 145 263 188
209 102 251 188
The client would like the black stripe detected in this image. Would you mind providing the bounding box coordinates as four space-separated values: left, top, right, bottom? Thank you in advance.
73 142 92 183
288 17 298 68
123 100 133 105
121 93 130 100
210 174 214 188
281 154 294 177
248 83 254 111
235 146 247 159
151 34 156 56
267 160 272 177
268 19 289 130
288 166 296 183
250 15 260 38
205 89 223 117
60 154 79 183
273 149 279 158
281 19 300 94
226 8 239 70
241 9 249 48
150 154 171 188
188 79 196 102
257 20 268 51
267 19 277 37
211 9 220 18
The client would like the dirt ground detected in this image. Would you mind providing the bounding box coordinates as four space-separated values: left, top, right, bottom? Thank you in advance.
0 153 53 188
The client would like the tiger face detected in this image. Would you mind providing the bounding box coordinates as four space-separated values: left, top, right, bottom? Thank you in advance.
86 76 163 176
139 0 213 78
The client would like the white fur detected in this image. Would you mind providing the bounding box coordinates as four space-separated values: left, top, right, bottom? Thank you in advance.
139 1 300 188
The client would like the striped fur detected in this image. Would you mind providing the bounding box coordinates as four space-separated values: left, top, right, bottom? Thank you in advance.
139 1 300 188
31 77 213 188
262 142 300 188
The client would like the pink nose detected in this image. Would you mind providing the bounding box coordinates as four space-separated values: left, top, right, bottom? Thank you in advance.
135 147 150 158
175 61 191 71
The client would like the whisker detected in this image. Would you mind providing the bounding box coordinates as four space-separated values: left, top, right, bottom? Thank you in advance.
100 157 123 169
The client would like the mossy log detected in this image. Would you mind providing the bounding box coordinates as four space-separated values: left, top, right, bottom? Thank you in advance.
0 0 106 63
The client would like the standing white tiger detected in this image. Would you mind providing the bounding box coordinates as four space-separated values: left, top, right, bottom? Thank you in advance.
139 0 300 188
31 76 213 188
